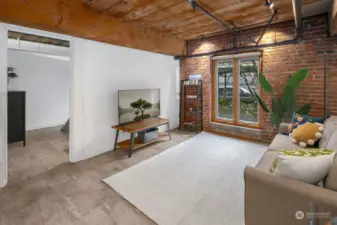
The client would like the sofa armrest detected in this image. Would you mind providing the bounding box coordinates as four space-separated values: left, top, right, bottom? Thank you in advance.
244 166 337 225
279 123 290 135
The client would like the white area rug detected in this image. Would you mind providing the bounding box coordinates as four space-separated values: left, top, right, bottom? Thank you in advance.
104 132 267 225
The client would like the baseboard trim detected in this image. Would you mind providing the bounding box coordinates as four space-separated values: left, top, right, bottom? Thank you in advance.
27 122 66 131
205 129 269 144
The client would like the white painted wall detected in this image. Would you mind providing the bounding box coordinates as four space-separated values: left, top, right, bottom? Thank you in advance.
8 48 70 130
70 38 180 162
0 23 180 188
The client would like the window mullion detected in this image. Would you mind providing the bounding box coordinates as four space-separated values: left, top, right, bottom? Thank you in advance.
233 59 239 124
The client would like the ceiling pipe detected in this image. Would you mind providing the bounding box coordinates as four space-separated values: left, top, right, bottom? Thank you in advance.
189 20 276 42
175 0 305 59
256 9 278 45
292 0 303 32
187 0 235 35
174 32 303 60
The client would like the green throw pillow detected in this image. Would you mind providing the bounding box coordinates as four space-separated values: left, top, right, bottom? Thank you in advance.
270 149 335 184
290 113 327 131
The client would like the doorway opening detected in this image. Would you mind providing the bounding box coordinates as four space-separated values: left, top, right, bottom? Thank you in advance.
7 30 71 184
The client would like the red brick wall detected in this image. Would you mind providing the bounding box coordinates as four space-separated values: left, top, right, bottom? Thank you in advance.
180 14 337 141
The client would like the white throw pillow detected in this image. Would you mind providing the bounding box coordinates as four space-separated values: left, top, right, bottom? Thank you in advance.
270 149 336 184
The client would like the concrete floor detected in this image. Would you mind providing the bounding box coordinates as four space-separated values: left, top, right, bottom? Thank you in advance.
1 127 195 225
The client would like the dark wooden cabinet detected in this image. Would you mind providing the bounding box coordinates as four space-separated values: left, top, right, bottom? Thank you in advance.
8 91 26 146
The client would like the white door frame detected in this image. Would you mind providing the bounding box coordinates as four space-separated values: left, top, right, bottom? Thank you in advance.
0 23 75 187
0 24 8 188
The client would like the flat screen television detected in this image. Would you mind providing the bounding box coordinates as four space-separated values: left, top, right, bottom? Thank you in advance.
118 88 160 124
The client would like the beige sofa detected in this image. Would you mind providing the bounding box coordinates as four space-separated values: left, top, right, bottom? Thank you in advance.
244 116 337 225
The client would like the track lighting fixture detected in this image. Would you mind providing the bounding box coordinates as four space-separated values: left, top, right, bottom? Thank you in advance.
188 0 196 10
264 0 274 9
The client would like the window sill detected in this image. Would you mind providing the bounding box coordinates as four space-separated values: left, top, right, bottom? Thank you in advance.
212 118 261 130
209 121 262 139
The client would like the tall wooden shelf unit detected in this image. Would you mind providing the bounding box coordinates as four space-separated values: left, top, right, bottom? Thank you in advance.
179 80 203 132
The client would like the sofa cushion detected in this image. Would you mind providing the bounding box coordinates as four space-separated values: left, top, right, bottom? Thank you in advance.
255 151 277 173
325 133 337 191
326 130 337 151
270 149 335 184
269 134 304 152
326 156 337 191
319 115 337 148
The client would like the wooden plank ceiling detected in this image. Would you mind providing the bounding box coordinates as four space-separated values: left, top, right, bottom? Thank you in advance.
85 0 331 40
330 0 337 35
0 0 331 55
0 0 185 55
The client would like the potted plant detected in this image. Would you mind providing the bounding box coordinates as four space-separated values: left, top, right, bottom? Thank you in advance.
246 69 311 127
7 67 18 85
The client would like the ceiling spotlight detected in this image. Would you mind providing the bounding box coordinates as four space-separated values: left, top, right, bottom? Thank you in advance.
188 0 196 10
264 0 274 9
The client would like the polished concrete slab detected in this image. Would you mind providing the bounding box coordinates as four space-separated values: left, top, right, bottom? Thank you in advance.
1 126 195 225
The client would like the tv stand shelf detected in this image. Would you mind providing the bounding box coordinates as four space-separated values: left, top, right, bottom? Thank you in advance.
112 117 171 158
118 132 169 150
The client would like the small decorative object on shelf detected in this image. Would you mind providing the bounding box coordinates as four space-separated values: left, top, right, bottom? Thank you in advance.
179 79 203 133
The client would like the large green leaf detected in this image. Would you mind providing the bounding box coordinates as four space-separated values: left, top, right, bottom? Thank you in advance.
297 104 311 115
242 73 255 96
272 97 283 118
286 69 309 89
281 86 295 113
252 90 270 113
271 112 282 127
259 72 273 93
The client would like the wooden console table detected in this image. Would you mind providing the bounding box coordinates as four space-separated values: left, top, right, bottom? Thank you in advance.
112 117 171 158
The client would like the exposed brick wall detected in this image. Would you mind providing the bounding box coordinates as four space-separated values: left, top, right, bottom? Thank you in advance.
180 14 337 141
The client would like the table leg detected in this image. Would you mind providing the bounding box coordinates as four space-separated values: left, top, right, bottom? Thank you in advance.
113 130 119 151
129 132 135 158
167 123 172 141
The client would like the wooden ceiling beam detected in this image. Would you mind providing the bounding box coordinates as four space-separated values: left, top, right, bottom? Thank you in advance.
0 0 185 55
